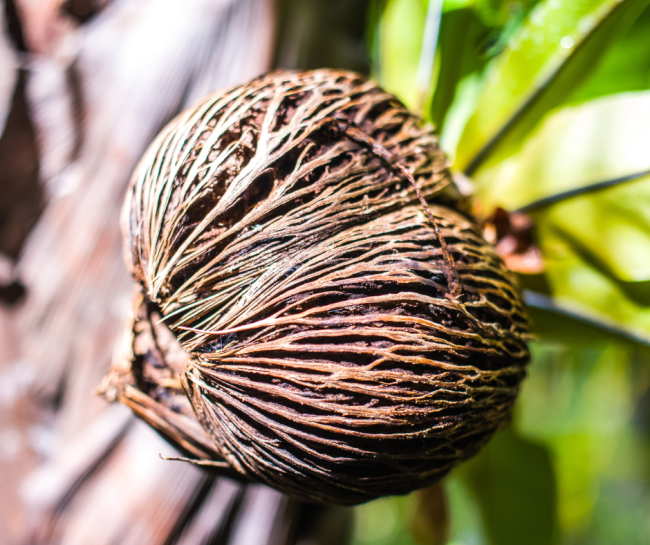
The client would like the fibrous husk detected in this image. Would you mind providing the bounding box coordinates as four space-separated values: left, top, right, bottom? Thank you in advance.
101 69 530 505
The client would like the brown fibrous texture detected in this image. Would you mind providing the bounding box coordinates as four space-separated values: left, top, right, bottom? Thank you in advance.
105 69 529 505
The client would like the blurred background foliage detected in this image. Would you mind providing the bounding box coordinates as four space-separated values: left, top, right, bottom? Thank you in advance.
282 0 650 543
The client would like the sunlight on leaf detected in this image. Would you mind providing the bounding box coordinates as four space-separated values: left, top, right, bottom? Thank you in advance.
538 222 650 334
568 4 650 103
431 8 488 137
538 179 650 282
455 0 650 174
377 0 429 111
473 91 650 212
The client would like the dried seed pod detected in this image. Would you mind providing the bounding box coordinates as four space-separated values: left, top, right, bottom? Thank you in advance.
101 69 529 505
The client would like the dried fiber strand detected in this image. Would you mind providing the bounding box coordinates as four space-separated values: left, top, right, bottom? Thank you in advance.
329 114 461 299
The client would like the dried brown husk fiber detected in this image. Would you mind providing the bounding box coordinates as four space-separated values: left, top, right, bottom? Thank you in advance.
104 69 530 505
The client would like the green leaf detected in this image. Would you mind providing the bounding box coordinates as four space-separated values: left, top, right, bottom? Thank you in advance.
473 91 650 285
444 0 475 9
473 91 650 212
525 291 650 346
536 220 650 336
434 1 546 156
376 0 429 112
537 177 650 283
430 8 490 131
455 0 650 174
460 428 558 545
471 0 545 28
568 4 650 104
